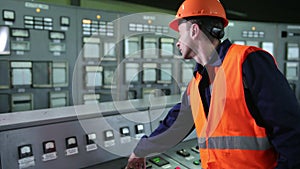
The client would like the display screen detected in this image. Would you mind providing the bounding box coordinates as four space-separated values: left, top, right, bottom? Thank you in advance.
287 43 299 60
3 10 15 21
160 38 174 57
52 62 68 86
285 62 299 80
60 16 70 26
142 63 156 82
143 38 157 58
11 62 32 86
49 43 66 52
125 37 140 58
85 66 103 87
11 94 33 112
11 28 30 38
0 26 10 55
103 69 115 86
50 92 68 108
159 64 172 83
125 63 139 83
104 42 116 57
83 94 100 104
11 41 30 51
83 43 100 59
49 31 65 40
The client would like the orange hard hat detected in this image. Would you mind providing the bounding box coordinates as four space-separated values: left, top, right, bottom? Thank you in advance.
169 0 229 31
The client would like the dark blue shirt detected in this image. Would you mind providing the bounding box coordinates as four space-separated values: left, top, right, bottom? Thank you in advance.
150 39 300 168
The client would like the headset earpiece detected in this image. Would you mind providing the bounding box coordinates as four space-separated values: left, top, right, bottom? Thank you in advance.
211 27 224 39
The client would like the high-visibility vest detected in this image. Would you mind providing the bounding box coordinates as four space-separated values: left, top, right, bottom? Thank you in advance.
187 44 278 169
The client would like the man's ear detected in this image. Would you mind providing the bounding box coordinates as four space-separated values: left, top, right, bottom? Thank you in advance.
190 23 199 38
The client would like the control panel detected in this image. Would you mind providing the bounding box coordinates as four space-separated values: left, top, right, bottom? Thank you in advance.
83 139 199 169
0 95 188 169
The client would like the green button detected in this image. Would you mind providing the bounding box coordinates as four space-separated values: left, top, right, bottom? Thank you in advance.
193 160 200 165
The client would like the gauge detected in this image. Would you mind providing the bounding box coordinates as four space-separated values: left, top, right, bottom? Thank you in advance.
11 28 30 38
3 10 15 21
49 31 65 40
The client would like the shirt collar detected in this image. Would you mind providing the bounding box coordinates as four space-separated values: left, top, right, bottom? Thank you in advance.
193 39 232 77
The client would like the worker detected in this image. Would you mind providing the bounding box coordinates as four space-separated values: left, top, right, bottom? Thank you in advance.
126 0 300 168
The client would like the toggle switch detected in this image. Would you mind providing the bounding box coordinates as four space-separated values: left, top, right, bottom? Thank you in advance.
191 145 199 153
176 149 190 157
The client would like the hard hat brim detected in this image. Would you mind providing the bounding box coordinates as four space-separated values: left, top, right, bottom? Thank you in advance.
169 18 179 32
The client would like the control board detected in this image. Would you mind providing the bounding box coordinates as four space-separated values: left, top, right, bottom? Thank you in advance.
83 139 200 169
0 95 199 169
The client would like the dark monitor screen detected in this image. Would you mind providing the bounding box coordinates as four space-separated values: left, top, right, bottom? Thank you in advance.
0 26 10 55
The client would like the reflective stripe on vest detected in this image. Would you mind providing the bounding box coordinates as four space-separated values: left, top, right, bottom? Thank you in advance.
198 136 272 150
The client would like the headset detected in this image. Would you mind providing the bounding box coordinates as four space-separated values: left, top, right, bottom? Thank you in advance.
210 27 224 39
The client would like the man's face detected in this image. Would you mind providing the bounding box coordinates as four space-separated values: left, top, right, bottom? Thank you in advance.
176 21 218 66
176 22 196 60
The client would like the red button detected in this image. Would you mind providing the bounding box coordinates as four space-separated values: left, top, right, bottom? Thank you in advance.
175 167 181 169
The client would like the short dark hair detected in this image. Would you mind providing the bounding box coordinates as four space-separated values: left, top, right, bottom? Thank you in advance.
179 16 225 40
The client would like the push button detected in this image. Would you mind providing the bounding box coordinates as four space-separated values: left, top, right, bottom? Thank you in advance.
193 159 201 165
149 156 169 167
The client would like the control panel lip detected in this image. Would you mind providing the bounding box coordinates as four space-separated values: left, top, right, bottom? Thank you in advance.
0 95 181 132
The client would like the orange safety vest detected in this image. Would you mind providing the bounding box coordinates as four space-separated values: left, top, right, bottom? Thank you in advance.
187 44 278 169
